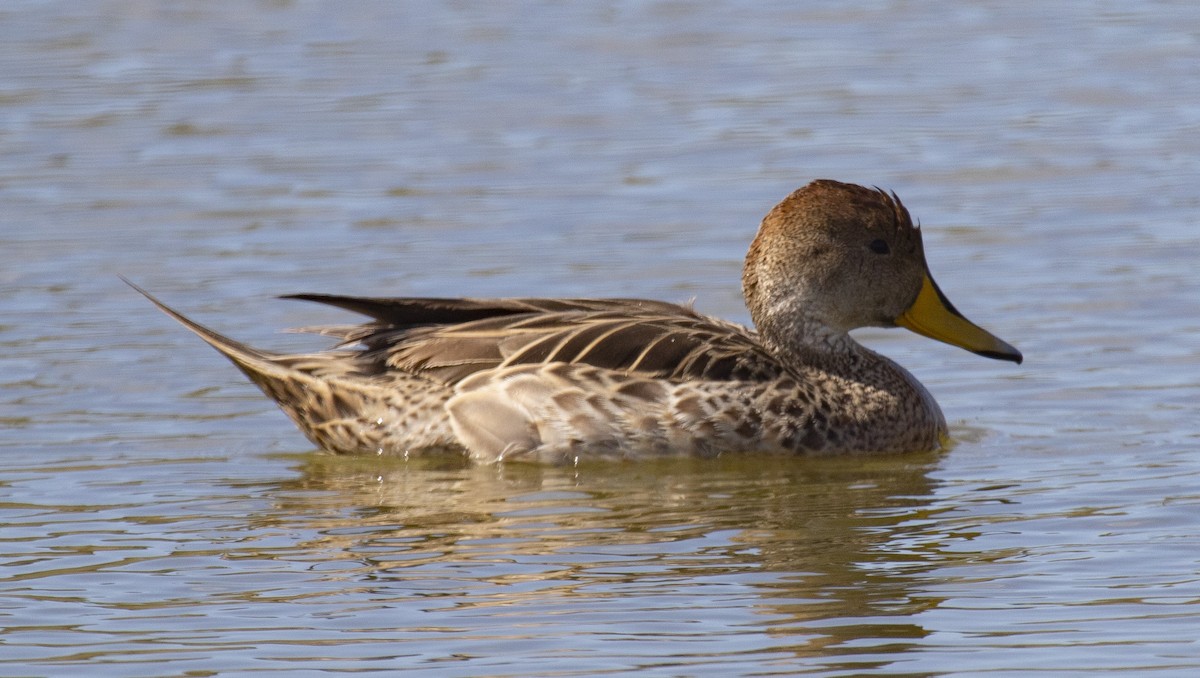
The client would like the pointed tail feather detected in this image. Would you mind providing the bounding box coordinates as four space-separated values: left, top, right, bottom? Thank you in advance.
120 276 293 384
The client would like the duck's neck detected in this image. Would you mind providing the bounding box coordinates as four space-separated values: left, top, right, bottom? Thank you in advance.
755 305 947 450
753 303 864 369
756 304 940 408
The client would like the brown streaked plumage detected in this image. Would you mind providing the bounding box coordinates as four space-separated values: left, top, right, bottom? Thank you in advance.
128 179 1022 463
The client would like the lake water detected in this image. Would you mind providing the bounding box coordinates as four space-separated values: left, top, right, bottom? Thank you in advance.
3 1 1200 675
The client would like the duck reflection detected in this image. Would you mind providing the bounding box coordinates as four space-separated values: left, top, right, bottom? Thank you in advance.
264 452 947 659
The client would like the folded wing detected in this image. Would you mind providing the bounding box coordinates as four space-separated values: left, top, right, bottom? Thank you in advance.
284 295 785 385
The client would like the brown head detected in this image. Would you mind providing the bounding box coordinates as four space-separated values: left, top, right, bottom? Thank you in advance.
742 179 1022 363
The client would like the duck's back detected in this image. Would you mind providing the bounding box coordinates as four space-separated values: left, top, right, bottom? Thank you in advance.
287 295 784 384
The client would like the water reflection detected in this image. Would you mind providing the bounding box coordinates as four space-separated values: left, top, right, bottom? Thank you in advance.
264 452 945 659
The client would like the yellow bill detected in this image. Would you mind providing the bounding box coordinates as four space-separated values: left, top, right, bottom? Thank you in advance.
896 272 1022 363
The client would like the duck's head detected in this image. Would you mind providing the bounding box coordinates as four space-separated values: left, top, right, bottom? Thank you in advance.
742 179 1022 364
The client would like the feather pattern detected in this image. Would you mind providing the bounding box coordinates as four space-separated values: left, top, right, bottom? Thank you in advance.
288 298 785 385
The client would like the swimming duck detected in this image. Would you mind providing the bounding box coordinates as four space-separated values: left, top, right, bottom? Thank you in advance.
129 179 1021 462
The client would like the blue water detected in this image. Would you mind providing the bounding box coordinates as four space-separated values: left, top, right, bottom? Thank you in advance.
3 1 1200 674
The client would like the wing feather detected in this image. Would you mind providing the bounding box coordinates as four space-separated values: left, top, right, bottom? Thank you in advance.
285 295 785 385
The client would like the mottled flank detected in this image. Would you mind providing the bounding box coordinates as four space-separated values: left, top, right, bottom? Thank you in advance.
128 179 1021 463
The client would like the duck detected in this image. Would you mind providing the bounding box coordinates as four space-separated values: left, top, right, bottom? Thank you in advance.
127 179 1021 463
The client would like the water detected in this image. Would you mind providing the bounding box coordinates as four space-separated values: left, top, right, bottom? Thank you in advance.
3 0 1200 674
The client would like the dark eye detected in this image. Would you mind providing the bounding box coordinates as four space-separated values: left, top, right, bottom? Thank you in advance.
868 238 890 255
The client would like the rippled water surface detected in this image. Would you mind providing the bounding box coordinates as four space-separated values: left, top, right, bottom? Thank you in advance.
4 1 1200 675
